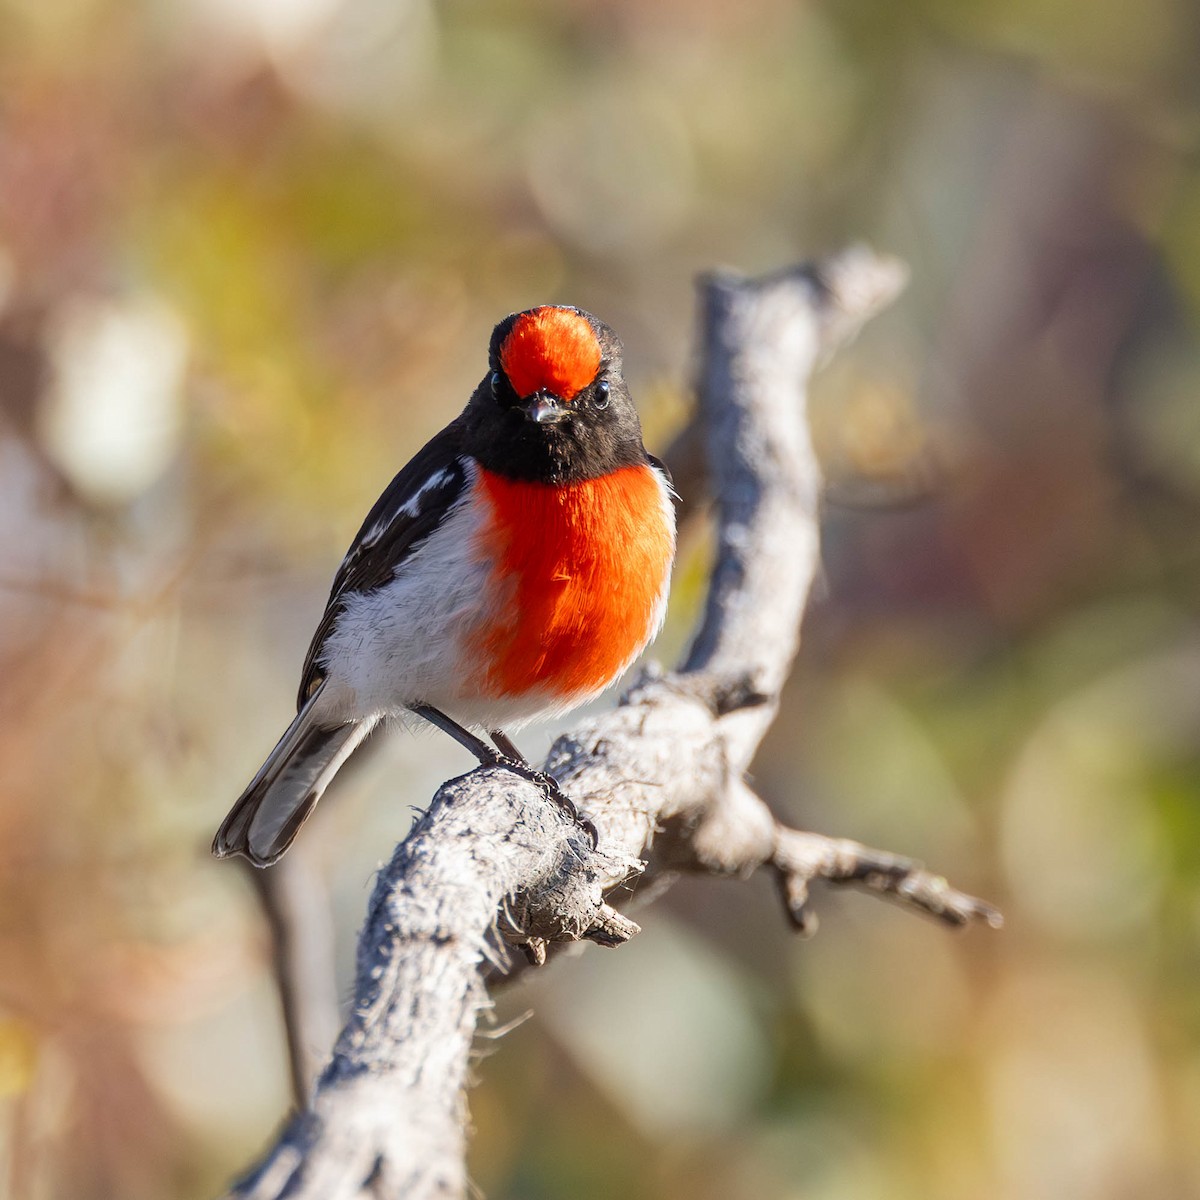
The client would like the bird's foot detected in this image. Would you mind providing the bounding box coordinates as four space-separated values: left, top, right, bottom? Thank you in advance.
488 755 598 850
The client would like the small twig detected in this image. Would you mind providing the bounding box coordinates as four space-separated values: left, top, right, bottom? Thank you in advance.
772 825 1003 936
246 854 341 1108
583 903 642 946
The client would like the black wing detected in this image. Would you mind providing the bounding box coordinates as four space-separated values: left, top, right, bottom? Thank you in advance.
297 421 470 707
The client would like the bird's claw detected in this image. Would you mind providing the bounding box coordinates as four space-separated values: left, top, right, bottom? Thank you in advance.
491 757 599 850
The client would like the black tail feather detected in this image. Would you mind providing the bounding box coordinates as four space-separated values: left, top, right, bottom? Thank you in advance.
213 690 373 866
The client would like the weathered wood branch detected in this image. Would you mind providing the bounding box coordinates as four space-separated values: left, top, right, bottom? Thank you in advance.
223 249 998 1200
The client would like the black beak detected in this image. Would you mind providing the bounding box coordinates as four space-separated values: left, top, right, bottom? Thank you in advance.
522 390 568 424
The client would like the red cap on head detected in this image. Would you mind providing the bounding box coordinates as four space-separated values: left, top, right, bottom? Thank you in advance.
499 307 602 401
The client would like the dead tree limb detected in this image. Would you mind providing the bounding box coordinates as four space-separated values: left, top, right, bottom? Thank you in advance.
247 853 341 1107
223 248 999 1200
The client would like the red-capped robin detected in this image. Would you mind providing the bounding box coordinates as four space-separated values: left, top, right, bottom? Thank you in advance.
213 306 676 866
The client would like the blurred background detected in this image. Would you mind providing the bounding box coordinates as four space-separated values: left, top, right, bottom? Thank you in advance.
1 0 1199 1197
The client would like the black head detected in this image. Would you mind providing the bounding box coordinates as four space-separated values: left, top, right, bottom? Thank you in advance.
460 305 648 484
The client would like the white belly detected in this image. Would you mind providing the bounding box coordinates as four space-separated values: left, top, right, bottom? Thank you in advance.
314 492 501 723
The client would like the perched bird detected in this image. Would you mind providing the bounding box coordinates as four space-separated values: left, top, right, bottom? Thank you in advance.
213 306 676 866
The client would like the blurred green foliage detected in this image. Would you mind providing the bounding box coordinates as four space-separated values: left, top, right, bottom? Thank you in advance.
1 0 1199 1197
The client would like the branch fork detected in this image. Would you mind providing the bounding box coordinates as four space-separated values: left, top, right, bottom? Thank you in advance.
224 248 999 1200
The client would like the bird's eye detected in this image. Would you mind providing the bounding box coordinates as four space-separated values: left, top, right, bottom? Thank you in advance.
491 370 503 395
594 379 611 409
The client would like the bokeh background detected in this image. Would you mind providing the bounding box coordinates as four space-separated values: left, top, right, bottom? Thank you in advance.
2 0 1199 1197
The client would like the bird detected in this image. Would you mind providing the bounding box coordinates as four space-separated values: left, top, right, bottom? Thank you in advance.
212 305 676 867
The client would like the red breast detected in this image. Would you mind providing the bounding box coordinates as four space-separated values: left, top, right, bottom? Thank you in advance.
472 463 673 702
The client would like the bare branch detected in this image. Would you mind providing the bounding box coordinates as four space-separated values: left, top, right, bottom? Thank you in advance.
247 854 341 1108
222 249 996 1200
771 823 1004 936
229 770 628 1200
